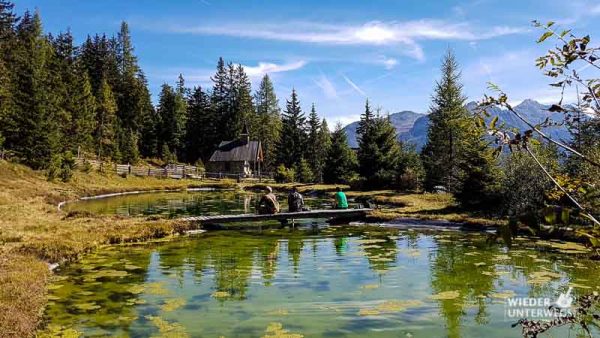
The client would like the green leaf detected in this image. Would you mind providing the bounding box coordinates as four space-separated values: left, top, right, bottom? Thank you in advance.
546 21 555 28
560 29 571 38
537 31 553 43
490 116 498 130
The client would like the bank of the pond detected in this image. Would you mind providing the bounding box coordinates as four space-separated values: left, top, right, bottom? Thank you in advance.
0 161 237 337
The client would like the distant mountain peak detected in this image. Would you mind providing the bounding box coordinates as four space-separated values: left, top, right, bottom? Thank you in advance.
342 99 571 150
515 99 547 111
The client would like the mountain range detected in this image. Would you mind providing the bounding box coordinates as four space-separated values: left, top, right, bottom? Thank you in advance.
343 99 572 149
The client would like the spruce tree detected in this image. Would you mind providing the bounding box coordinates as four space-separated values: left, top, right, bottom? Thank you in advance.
94 78 118 160
253 74 281 171
138 72 161 158
211 57 230 143
157 83 186 160
323 124 357 184
422 50 501 208
185 86 213 163
0 58 10 149
234 64 254 133
357 99 402 188
306 104 329 182
7 10 62 168
421 50 471 192
367 115 402 188
69 70 96 154
357 99 377 179
276 89 306 168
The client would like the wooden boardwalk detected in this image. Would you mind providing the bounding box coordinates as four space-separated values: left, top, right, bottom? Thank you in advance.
182 208 372 225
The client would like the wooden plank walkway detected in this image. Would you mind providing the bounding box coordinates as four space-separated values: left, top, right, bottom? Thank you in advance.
182 208 372 224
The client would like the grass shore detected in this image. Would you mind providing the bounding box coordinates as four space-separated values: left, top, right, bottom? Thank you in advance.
0 160 496 337
0 161 236 337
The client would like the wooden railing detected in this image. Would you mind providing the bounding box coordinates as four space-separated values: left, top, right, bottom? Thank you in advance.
75 158 273 182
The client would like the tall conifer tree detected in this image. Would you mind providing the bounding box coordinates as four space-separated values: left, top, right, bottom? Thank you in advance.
7 10 62 168
323 124 357 184
421 50 471 192
276 89 306 168
94 78 118 160
185 86 212 163
253 74 281 170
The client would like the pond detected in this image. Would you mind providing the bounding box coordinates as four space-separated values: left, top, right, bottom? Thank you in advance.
45 227 600 337
63 190 345 217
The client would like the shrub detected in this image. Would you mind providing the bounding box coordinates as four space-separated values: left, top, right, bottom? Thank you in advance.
274 164 295 183
294 159 315 183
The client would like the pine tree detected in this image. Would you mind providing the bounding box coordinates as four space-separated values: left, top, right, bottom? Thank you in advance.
234 64 254 132
211 57 230 143
157 83 186 160
357 99 377 179
95 78 118 160
306 104 329 182
0 1 16 148
295 158 315 183
421 50 471 192
367 114 402 188
276 89 306 168
357 99 402 188
0 58 10 149
138 72 160 158
0 0 17 43
323 124 357 184
253 74 281 171
6 10 62 168
69 70 96 154
185 86 213 162
422 50 501 207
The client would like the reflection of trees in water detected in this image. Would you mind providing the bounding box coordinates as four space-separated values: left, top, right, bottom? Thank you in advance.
287 236 304 273
360 237 398 273
428 236 499 338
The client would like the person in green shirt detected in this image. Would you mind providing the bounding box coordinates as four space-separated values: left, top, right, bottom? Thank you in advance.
334 187 348 209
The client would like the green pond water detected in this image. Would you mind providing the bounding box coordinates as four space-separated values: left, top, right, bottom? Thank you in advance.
63 190 344 217
47 191 600 337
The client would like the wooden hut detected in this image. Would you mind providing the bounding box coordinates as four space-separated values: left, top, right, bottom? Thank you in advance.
207 126 263 177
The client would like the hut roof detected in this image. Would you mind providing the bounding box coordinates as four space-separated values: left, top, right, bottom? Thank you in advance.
208 139 261 162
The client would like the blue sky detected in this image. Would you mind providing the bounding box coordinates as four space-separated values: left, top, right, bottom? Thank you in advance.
15 0 600 125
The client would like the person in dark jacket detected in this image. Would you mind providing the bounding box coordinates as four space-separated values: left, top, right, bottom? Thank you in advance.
287 187 305 212
257 186 280 214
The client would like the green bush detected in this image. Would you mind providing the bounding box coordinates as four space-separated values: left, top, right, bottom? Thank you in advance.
46 151 76 182
274 164 295 183
294 159 315 183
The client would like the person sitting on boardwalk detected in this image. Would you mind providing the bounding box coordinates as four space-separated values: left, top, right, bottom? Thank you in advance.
287 187 305 212
334 187 348 209
257 186 280 214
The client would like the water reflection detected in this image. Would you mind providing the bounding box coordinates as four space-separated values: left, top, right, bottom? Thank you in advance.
64 190 345 218
45 227 600 337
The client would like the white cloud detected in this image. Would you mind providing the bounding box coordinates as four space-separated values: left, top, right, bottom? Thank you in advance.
379 56 398 69
314 75 338 99
342 75 366 97
164 20 526 61
242 60 307 78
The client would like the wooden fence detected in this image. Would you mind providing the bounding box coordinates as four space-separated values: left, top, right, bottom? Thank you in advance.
75 158 273 182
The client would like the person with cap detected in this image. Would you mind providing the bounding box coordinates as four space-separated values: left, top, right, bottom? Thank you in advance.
287 186 305 212
257 186 280 214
